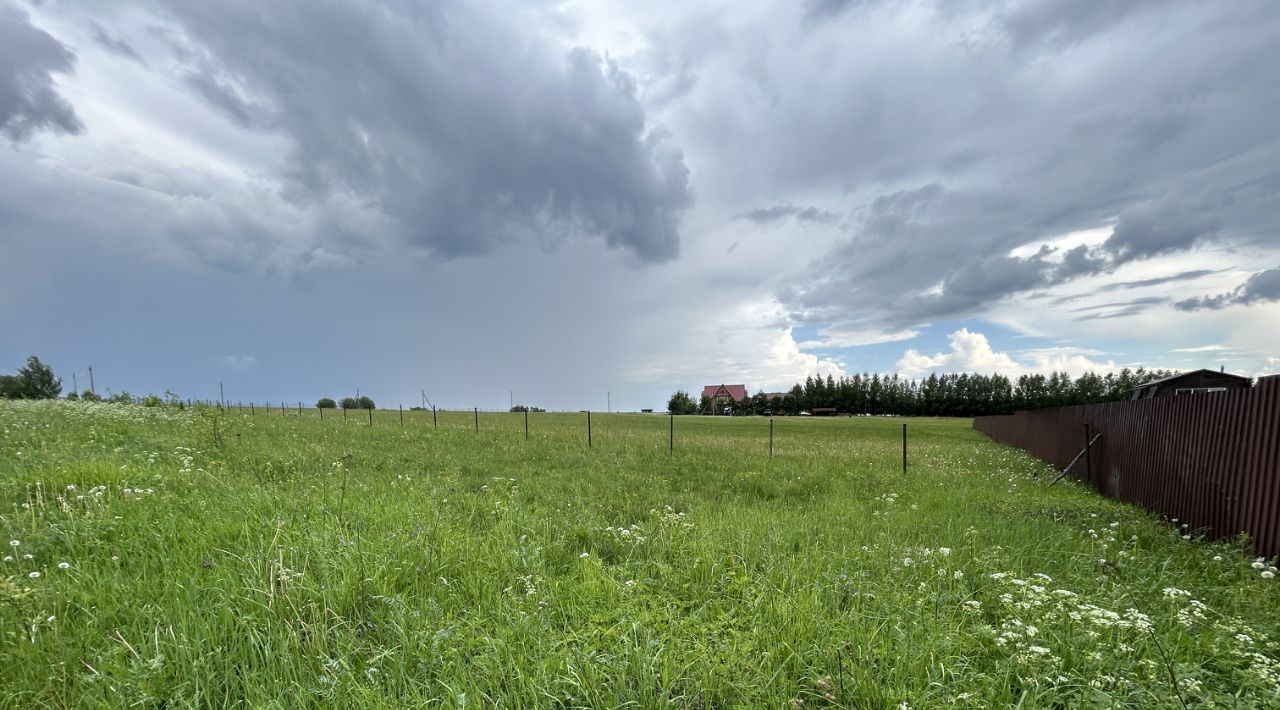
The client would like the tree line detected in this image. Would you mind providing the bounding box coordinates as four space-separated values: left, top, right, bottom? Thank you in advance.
670 368 1179 417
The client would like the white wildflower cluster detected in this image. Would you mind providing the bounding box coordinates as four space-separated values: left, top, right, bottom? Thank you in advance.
653 505 693 531
1251 557 1278 579
174 446 204 474
604 524 649 544
871 492 900 516
603 505 692 547
503 574 541 598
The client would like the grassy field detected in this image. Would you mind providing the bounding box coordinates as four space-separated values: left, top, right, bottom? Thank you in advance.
1 400 1277 708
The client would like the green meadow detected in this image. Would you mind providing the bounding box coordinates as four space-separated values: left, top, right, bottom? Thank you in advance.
1 400 1277 708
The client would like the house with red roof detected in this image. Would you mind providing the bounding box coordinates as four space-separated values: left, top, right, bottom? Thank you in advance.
702 384 748 413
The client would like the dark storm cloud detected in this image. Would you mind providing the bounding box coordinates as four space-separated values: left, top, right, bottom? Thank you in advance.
1174 268 1280 311
736 203 838 226
0 4 82 141
89 21 145 64
998 0 1169 50
1112 270 1220 290
763 0 1280 330
144 1 690 264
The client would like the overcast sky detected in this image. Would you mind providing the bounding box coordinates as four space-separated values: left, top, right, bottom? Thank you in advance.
3 0 1278 411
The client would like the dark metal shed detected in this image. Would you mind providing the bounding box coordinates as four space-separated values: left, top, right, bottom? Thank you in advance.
1129 368 1252 400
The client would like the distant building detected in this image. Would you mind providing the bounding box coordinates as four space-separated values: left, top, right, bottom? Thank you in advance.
811 407 838 416
702 384 748 412
1130 369 1252 400
763 392 790 402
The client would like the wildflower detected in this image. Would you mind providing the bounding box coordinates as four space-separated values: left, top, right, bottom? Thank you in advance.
938 547 952 556
46 615 55 623
22 554 32 560
8 540 17 547
57 562 69 570
1 556 9 562
1263 571 1276 579
1252 561 1266 570
953 570 964 580
1213 555 1223 562
579 552 590 558
28 571 40 579
66 484 76 492
1181 535 1191 540
1027 645 1051 655
902 557 914 567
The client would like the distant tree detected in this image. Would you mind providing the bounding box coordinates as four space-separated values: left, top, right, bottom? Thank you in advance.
0 356 61 399
357 396 375 410
0 375 19 399
666 390 697 415
79 390 102 402
340 397 358 409
106 391 134 404
316 398 337 409
65 391 80 401
510 405 546 413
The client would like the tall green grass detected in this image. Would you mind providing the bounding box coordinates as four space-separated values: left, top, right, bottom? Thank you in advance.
1 400 1276 707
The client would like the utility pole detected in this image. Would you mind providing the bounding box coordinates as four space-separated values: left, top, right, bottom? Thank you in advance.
510 390 513 410
607 391 611 413
219 382 225 408
88 366 95 395
72 372 78 395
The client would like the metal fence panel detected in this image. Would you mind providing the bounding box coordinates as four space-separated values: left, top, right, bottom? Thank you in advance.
974 375 1280 557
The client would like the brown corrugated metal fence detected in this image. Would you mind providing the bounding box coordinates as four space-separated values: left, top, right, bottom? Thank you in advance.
974 375 1280 557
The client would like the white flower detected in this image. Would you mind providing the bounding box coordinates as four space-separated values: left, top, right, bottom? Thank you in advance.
22 554 32 560
66 484 76 492
8 540 17 547
46 615 55 623
902 557 914 567
1263 571 1276 579
1213 555 1223 562
1027 645 1051 655
1252 561 1266 569
579 552 590 558
938 548 952 556
2 556 11 563
57 561 70 570
953 570 964 580
28 571 40 579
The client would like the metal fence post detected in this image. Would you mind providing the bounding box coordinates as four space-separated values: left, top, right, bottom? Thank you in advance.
588 411 592 448
902 423 907 473
769 418 774 457
474 407 479 433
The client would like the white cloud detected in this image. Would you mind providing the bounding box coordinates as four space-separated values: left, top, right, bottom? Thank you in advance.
797 325 920 349
1172 344 1230 353
895 329 1120 379
217 355 256 371
896 329 1022 378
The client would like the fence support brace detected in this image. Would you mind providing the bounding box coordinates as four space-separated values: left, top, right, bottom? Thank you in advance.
1049 433 1102 486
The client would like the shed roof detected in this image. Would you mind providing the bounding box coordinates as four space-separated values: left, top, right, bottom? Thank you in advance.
1132 369 1252 390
